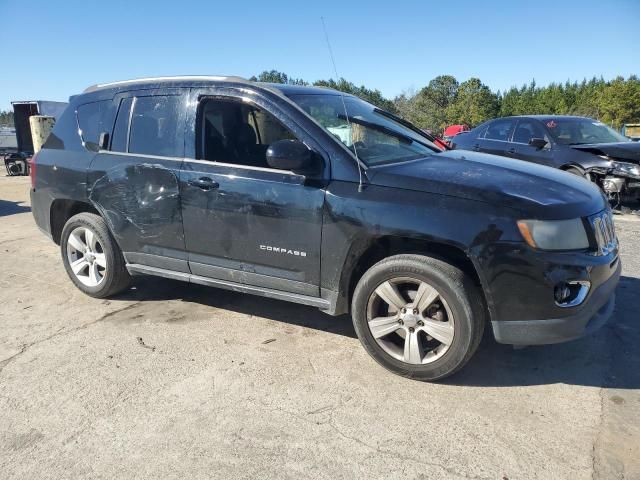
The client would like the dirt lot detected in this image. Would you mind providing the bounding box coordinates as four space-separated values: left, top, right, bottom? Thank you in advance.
0 175 638 480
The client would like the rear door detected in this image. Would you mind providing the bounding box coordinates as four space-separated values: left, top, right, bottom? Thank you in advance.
179 87 328 296
510 119 554 166
477 118 516 157
87 89 190 272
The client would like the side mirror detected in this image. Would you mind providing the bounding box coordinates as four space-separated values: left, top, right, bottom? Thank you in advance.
266 139 320 173
529 137 548 149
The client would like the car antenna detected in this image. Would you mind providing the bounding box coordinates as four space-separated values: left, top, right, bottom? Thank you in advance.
321 16 365 192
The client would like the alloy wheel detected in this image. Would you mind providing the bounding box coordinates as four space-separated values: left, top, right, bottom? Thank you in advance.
366 277 455 364
66 226 107 287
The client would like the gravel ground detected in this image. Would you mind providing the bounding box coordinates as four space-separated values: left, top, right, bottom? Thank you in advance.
0 175 638 480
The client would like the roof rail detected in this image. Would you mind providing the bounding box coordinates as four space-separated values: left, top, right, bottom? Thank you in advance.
83 75 249 93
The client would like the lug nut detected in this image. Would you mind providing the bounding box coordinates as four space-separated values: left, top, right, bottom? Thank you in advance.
409 327 415 333
418 320 424 326
413 308 418 315
401 307 406 313
398 319 404 325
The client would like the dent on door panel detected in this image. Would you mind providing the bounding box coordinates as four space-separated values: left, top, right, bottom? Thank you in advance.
88 162 186 259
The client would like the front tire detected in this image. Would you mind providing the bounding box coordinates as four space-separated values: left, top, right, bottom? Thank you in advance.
351 254 484 381
60 212 131 298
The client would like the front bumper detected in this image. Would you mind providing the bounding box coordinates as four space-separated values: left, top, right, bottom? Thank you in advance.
492 257 621 345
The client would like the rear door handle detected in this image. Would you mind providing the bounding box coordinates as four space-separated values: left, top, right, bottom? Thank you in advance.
188 177 219 191
473 143 480 151
507 148 516 154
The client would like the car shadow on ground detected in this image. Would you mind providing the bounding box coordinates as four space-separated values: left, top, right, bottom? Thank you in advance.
0 199 31 217
114 275 357 339
111 274 639 389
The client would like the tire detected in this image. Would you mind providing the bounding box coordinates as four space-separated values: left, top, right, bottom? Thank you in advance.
60 212 131 298
351 254 485 381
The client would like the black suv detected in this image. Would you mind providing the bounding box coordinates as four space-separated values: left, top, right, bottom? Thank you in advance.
451 115 640 202
30 76 620 380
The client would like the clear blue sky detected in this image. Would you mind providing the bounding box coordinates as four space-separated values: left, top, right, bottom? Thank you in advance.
1 0 638 110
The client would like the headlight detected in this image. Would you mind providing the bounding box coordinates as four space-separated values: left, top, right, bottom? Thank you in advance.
517 218 589 250
612 161 640 177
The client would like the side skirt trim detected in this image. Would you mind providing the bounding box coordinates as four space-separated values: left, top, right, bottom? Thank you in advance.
126 263 334 311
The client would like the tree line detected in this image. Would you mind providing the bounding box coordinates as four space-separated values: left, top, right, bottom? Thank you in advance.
2 72 638 134
252 70 640 134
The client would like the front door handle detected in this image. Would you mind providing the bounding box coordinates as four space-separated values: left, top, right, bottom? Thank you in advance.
188 177 219 191
507 148 516 154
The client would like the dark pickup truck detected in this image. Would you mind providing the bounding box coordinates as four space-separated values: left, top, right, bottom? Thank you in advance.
30 76 620 380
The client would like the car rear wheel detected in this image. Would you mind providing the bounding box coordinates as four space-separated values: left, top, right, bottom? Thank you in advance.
61 213 131 298
351 254 484 381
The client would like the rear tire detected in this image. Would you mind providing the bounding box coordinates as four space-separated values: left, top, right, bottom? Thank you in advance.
60 212 131 298
351 254 484 381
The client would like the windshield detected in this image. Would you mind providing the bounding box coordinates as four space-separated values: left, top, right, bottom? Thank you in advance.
287 94 439 166
545 118 629 145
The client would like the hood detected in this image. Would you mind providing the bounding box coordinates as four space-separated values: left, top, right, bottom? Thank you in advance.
367 150 606 219
569 141 640 163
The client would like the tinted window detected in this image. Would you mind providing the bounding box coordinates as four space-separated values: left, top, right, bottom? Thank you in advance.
199 98 296 168
484 119 516 141
76 100 115 150
288 94 438 166
129 96 182 157
513 120 548 144
110 97 133 153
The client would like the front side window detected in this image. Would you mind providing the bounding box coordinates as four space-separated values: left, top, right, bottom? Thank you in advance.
544 118 629 145
198 98 295 168
512 120 548 144
287 94 439 166
484 119 516 141
128 96 183 157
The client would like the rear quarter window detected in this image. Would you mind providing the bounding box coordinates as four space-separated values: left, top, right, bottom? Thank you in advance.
42 105 83 151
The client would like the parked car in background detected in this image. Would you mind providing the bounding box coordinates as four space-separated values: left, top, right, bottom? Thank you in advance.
442 124 469 146
451 115 640 203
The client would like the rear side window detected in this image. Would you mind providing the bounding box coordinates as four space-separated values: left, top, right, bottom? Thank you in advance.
76 100 115 150
484 119 516 141
129 96 182 157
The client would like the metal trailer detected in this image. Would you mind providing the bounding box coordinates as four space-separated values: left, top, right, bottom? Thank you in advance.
5 100 67 176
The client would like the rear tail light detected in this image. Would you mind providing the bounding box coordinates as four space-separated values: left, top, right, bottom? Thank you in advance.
29 152 38 189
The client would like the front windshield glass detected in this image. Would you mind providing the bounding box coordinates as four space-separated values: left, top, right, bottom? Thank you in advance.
287 94 439 166
545 118 629 145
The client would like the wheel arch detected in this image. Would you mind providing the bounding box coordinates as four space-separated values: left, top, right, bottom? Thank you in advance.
334 235 490 318
50 199 100 245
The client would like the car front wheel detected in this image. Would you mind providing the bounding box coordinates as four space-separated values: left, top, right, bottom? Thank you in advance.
351 254 485 381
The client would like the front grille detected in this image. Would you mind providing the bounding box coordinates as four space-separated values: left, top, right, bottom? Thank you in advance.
589 210 617 256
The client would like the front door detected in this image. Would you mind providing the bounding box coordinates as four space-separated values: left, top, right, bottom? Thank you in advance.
179 89 327 296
